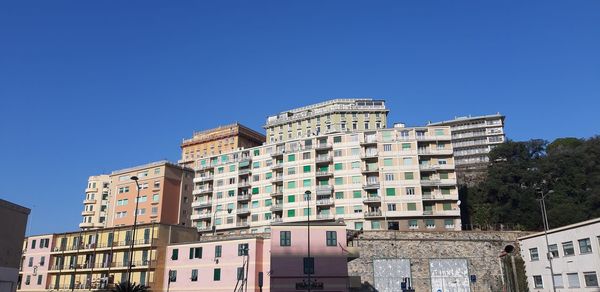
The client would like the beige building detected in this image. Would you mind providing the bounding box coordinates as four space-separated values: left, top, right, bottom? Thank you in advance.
428 114 505 184
190 124 461 234
106 161 194 228
264 98 389 143
0 199 30 292
179 123 265 167
79 175 111 230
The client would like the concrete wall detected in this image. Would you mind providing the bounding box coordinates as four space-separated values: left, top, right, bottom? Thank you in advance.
348 230 529 292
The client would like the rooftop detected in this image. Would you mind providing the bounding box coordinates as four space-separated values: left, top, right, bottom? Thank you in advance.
518 217 600 241
428 113 504 126
0 198 31 215
111 160 189 176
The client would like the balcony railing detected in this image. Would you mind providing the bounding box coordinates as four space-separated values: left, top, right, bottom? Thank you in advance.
362 182 380 189
315 213 333 220
315 171 333 177
238 169 251 176
361 151 379 159
271 217 283 224
315 143 332 150
315 156 332 163
191 201 212 208
363 196 381 203
271 176 284 183
270 204 283 212
315 185 333 194
237 194 251 201
271 149 285 156
271 163 284 170
316 198 334 206
193 175 213 183
191 213 212 220
238 181 251 188
236 222 250 227
270 190 283 197
237 208 250 215
365 210 383 217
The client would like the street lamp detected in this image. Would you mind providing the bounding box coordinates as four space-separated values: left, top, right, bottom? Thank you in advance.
304 190 312 292
538 189 556 292
127 176 141 285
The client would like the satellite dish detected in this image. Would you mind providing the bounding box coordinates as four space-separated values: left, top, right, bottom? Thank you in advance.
457 200 462 206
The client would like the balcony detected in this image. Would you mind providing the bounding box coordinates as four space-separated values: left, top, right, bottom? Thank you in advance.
271 148 285 157
315 171 333 177
422 194 455 201
238 169 251 176
271 176 284 184
195 163 214 171
315 143 332 150
315 185 333 195
271 217 283 224
83 199 96 204
362 182 380 190
316 198 334 206
238 181 251 188
361 151 379 160
191 201 212 208
85 187 98 193
270 204 283 212
421 179 456 186
237 194 251 201
192 187 213 195
315 213 333 220
417 149 454 156
237 208 250 215
271 163 284 170
360 138 378 146
270 190 283 197
236 222 250 228
423 210 434 215
361 167 379 174
196 226 213 232
191 213 212 220
193 175 213 183
81 210 94 216
365 210 383 217
315 156 332 163
79 222 94 228
363 196 381 203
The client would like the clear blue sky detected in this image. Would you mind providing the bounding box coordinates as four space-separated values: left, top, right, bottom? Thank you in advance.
1 1 598 235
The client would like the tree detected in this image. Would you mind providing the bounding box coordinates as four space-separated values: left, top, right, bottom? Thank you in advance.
112 282 148 292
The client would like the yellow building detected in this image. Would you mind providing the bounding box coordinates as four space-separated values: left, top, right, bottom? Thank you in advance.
46 223 197 291
179 123 266 167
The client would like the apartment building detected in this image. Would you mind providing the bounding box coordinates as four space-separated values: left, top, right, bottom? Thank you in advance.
179 123 266 167
19 223 197 291
18 235 53 292
163 234 270 292
264 98 389 143
80 175 111 230
270 222 355 292
0 199 30 292
519 218 600 291
190 125 461 234
106 161 194 228
428 114 505 184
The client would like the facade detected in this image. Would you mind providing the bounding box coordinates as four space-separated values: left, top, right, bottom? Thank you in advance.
348 230 528 292
179 123 266 167
0 199 31 292
18 235 53 292
428 114 505 184
519 218 600 291
264 99 389 143
163 234 270 292
18 223 198 291
270 222 355 292
106 161 194 228
190 125 461 234
80 175 111 229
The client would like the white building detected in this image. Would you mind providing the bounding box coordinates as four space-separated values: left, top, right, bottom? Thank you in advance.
519 218 600 291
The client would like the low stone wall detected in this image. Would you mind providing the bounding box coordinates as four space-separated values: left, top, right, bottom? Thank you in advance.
348 230 530 292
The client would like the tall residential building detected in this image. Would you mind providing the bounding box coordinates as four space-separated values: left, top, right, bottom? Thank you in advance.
17 223 197 291
179 123 266 167
428 114 505 184
519 218 600 291
0 199 30 292
79 175 111 230
106 161 194 228
190 125 461 234
264 98 389 143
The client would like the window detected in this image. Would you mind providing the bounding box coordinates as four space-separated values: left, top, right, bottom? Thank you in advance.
383 144 392 151
213 268 221 281
567 273 580 288
303 179 312 187
353 190 362 198
191 269 198 282
326 231 337 246
584 272 598 287
563 241 575 256
287 181 296 189
579 238 592 254
384 173 394 181
303 208 311 216
237 267 245 280
404 172 414 180
215 245 222 258
335 192 344 199
425 219 435 228
386 188 395 196
288 154 296 162
406 187 415 195
303 257 314 274
287 209 296 217
288 167 296 175
25 275 30 285
336 206 344 214
31 239 37 249
407 203 416 211
334 163 343 171
383 158 393 166
409 219 418 229
153 194 159 202
548 244 559 258
553 274 564 288
351 161 361 169
533 275 543 288
280 231 291 246
28 257 33 267
334 150 342 157
189 247 202 259
287 195 295 203
37 275 43 285
40 256 45 266
171 249 179 260
354 222 363 230
403 157 413 165
387 203 396 211
303 165 311 173
169 270 177 282
335 177 344 185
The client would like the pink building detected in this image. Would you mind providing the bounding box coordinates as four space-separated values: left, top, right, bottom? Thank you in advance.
163 234 271 292
270 222 352 292
18 235 53 291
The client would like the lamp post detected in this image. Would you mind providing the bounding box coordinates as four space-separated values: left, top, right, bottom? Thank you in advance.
127 176 141 285
304 190 312 292
538 189 556 292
